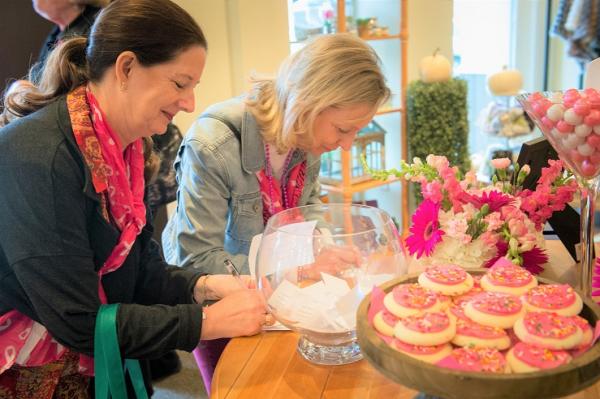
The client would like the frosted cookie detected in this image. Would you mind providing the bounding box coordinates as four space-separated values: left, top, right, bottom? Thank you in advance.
507 342 572 373
448 303 470 323
452 318 511 350
437 293 452 311
436 347 510 373
383 284 441 318
464 292 524 329
391 339 453 364
373 310 399 337
481 261 537 296
394 312 456 346
522 284 583 317
418 264 474 296
514 312 583 350
453 285 484 307
571 315 593 349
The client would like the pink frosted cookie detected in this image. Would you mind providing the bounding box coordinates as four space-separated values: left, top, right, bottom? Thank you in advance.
514 312 583 350
453 286 484 307
418 264 474 296
448 303 470 323
464 292 525 329
383 284 442 318
373 310 399 337
480 261 537 296
437 293 452 311
570 315 593 349
507 342 572 373
394 311 456 346
391 339 453 364
452 318 511 350
436 347 509 373
521 284 583 317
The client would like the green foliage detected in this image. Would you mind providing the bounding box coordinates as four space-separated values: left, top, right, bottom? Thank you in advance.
406 78 470 202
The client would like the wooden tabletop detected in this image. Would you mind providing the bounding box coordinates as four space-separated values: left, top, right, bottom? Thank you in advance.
211 331 417 399
211 331 600 399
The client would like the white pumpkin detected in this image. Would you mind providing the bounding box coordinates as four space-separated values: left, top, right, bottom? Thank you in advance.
419 49 452 83
487 66 523 96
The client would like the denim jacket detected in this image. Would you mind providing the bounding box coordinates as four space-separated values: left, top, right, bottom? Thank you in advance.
162 97 322 274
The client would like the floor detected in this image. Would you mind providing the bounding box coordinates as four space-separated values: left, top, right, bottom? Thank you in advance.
153 351 208 399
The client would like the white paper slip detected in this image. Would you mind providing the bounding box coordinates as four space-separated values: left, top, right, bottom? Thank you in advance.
248 233 263 280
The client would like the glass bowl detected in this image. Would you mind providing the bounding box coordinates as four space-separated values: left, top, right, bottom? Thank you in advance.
256 203 408 365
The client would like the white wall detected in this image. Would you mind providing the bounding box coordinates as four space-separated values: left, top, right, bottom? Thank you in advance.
407 0 453 83
173 0 290 134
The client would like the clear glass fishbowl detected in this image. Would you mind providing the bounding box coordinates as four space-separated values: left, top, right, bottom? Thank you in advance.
256 203 407 365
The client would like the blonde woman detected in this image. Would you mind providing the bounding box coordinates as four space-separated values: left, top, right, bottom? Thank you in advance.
162 32 390 390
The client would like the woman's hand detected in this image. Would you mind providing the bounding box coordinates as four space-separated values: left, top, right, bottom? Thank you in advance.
193 274 255 303
298 245 362 281
199 289 272 340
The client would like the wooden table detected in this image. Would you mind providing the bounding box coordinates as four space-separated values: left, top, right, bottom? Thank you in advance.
211 240 600 399
211 331 600 399
211 331 418 399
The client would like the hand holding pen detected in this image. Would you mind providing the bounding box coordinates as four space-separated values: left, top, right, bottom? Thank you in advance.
224 259 274 327
224 259 250 289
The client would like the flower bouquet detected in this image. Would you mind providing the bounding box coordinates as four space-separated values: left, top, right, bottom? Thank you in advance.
366 155 578 274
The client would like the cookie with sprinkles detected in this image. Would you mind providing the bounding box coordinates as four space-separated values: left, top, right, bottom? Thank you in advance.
522 284 583 317
453 285 484 307
418 264 474 296
452 317 511 350
394 311 456 346
570 315 593 350
513 312 583 350
373 309 399 337
391 339 453 364
448 303 470 323
436 347 510 373
481 260 537 296
383 283 442 318
464 291 525 329
507 342 572 373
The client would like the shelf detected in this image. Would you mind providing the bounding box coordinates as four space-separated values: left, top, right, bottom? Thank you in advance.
359 34 402 41
320 176 400 194
376 106 403 115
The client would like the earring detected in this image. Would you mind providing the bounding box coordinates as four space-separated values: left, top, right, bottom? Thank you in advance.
120 82 127 91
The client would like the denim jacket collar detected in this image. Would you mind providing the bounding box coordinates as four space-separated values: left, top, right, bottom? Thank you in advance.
240 109 265 174
240 108 318 175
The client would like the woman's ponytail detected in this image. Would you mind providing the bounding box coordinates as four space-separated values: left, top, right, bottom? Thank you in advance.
1 36 89 127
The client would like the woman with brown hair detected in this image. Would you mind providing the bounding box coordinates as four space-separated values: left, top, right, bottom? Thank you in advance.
0 1 268 397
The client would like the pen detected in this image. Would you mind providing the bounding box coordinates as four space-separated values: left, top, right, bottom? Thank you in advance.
224 259 246 288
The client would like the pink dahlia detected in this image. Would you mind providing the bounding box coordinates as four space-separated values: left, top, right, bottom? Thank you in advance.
483 241 547 275
406 200 444 258
520 246 548 275
465 190 513 213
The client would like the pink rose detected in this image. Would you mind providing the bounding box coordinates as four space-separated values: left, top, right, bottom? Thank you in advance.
490 158 511 170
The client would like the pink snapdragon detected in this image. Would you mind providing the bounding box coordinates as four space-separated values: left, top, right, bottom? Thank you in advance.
490 157 511 169
421 180 443 203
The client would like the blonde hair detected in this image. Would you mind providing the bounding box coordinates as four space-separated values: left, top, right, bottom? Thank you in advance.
246 33 390 152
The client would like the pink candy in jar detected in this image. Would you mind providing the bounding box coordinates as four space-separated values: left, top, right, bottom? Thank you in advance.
525 88 600 178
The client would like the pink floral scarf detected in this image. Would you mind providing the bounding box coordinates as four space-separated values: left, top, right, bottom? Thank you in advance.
0 85 145 377
255 156 306 224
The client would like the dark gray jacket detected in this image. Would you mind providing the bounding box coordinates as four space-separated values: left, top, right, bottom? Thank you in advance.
0 97 203 359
